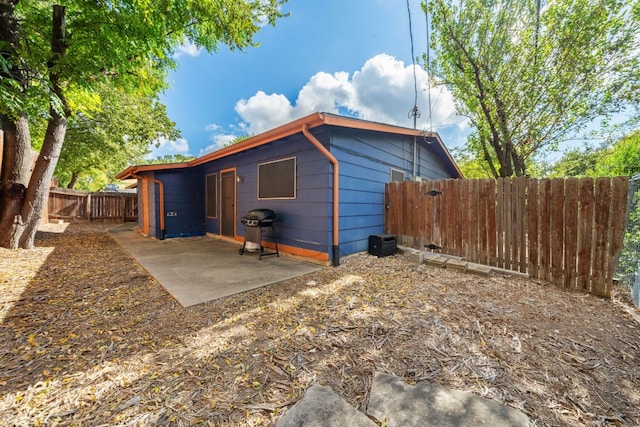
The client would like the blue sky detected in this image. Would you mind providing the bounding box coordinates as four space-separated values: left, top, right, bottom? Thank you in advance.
150 0 469 159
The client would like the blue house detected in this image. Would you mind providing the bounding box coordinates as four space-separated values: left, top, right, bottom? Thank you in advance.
116 112 462 265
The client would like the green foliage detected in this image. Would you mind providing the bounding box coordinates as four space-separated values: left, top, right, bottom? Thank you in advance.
548 143 606 178
1 0 288 123
550 131 640 178
594 132 640 177
425 0 640 177
450 148 493 178
147 154 196 164
51 85 180 191
0 0 288 247
618 189 640 288
229 134 253 145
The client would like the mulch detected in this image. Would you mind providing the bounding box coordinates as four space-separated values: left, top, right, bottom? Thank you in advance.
1 222 639 426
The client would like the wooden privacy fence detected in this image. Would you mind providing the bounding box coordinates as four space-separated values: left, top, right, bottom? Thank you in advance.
385 177 629 297
47 188 138 222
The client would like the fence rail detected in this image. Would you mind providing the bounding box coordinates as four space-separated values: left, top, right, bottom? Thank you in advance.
47 188 137 222
385 177 629 297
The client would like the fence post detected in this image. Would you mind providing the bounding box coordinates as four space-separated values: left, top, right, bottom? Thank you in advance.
86 193 91 221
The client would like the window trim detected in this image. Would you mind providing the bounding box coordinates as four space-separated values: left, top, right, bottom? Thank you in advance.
257 156 297 200
206 172 218 218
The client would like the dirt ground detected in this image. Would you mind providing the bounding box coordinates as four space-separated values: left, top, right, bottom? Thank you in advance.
1 222 639 426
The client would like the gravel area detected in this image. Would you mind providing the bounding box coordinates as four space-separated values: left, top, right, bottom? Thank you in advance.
1 221 639 426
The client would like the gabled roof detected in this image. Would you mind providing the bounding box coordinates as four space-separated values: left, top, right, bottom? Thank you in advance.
117 112 462 179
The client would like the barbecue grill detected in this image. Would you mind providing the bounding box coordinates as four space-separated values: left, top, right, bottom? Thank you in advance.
239 208 279 259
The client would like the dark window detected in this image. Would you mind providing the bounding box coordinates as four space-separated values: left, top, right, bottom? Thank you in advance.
390 168 405 182
206 173 217 217
258 157 296 199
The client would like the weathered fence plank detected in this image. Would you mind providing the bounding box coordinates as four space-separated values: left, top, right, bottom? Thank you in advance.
592 178 613 296
564 178 579 290
511 177 520 272
404 180 416 248
550 179 565 286
486 179 497 266
432 180 444 250
47 188 137 222
471 179 481 262
538 179 551 283
385 176 629 298
527 179 539 278
443 179 455 252
576 179 595 292
420 181 427 249
497 178 505 268
453 179 463 257
517 176 528 273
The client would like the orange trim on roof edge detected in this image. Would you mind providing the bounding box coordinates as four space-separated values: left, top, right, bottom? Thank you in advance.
190 112 326 167
116 112 462 179
318 114 462 178
322 113 423 136
116 162 190 180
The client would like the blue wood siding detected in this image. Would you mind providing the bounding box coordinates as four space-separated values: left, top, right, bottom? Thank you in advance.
203 131 333 256
151 167 206 238
330 128 455 255
137 122 458 261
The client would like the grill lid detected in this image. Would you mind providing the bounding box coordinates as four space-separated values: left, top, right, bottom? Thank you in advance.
244 208 276 221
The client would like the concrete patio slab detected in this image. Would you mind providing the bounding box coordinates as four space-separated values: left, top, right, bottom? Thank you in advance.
367 372 529 427
108 223 322 307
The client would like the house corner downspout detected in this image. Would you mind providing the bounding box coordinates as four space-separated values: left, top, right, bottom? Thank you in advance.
131 172 166 240
302 124 340 266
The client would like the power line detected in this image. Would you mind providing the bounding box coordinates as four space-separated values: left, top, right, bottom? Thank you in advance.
425 1 433 131
406 0 420 129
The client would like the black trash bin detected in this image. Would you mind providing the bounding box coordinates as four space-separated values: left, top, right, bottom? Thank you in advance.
368 234 396 257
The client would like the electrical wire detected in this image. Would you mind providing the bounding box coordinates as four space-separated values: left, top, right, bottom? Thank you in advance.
425 1 433 131
406 0 421 129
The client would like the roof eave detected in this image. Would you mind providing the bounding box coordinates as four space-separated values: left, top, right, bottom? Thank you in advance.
115 162 191 180
116 111 462 179
190 112 326 167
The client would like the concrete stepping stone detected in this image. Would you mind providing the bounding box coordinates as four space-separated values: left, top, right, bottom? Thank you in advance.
276 383 377 427
445 258 469 272
367 372 529 427
425 255 449 267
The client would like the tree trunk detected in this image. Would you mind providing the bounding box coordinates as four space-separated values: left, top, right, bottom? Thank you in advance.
0 4 69 249
16 110 68 248
0 114 33 248
0 0 31 247
67 172 79 189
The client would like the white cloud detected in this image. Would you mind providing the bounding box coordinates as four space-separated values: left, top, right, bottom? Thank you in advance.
235 91 295 134
231 54 462 135
174 41 201 59
294 71 353 115
199 133 238 156
148 137 190 159
205 123 222 132
202 54 465 153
